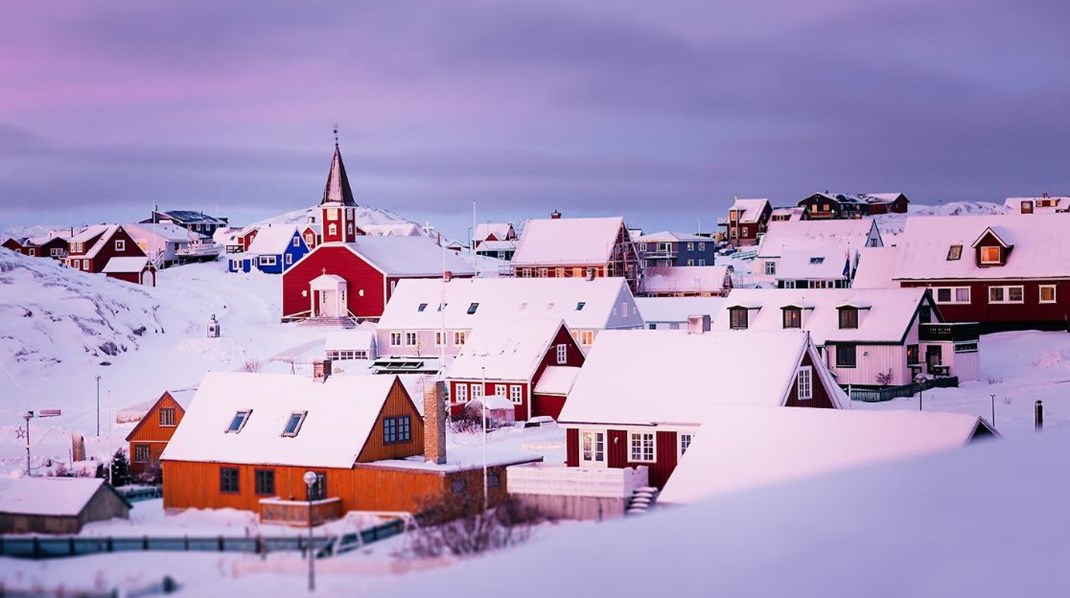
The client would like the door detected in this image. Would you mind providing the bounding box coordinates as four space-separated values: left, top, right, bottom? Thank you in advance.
320 290 340 317
926 345 943 374
580 431 606 467
140 269 154 287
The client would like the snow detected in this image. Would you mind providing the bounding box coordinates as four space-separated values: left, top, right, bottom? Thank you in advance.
376 277 643 332
324 330 375 353
532 365 580 396
727 198 770 223
758 219 881 259
362 223 423 237
446 319 564 381
872 200 1007 241
639 265 729 295
160 372 398 468
343 237 477 277
101 256 149 274
511 216 626 267
0 476 114 516
633 231 707 243
558 329 842 426
851 246 899 288
658 405 988 505
634 296 727 325
712 287 929 344
84 226 124 260
894 213 1070 280
473 223 514 243
245 224 300 256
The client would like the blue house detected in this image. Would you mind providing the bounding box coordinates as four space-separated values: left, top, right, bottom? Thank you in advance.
634 231 716 268
228 225 309 274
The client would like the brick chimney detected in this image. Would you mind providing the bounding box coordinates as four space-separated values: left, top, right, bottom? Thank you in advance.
687 314 711 335
551 210 562 219
423 380 447 464
443 270 453 283
313 359 332 383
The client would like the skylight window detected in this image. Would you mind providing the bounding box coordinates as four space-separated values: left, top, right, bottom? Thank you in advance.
467 302 479 314
576 302 586 311
227 410 252 433
282 411 307 437
417 303 428 312
437 302 447 312
809 257 825 265
946 245 962 261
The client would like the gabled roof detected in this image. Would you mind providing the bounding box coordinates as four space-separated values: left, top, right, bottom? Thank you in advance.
320 144 357 207
474 223 515 243
774 251 852 281
448 319 568 381
894 214 1070 280
475 240 517 252
511 217 627 267
758 219 881 259
970 226 1013 249
246 225 301 256
634 231 708 243
558 329 843 426
770 207 805 221
102 256 150 273
640 266 730 295
342 236 476 276
124 391 184 442
377 277 644 331
84 226 134 259
711 288 931 344
0 477 130 516
658 406 989 505
123 223 197 243
161 372 401 468
727 199 770 224
533 365 581 396
851 246 900 289
69 225 110 244
363 222 423 237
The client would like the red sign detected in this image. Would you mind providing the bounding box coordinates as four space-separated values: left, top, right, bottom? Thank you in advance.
38 409 62 417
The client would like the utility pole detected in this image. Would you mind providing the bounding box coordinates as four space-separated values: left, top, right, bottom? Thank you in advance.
95 375 102 436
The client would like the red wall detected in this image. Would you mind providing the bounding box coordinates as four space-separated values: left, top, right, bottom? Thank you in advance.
784 351 839 409
282 245 386 319
448 379 529 421
566 428 579 467
900 280 1070 329
88 228 148 273
528 326 585 419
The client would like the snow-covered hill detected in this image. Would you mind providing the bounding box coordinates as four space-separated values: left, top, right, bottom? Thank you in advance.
249 205 421 231
874 201 1007 242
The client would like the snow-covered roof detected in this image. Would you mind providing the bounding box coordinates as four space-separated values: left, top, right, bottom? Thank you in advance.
123 222 196 243
70 225 109 244
852 246 900 289
533 366 580 396
558 329 842 426
447 319 566 381
511 217 626 267
640 266 729 295
161 372 402 468
770 207 805 221
475 240 517 252
805 192 905 206
634 231 708 243
659 406 987 504
362 223 423 237
775 251 852 281
474 223 514 243
0 477 122 516
467 395 515 411
894 213 1070 280
153 210 227 225
728 199 770 224
102 256 150 273
246 224 300 256
377 277 643 331
324 329 375 352
712 288 930 344
635 296 728 323
758 219 881 259
344 236 476 277
1004 196 1068 214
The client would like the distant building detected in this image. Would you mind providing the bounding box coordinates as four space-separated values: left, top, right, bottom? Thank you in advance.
2 235 68 260
797 192 909 220
126 391 186 480
511 214 641 293
635 296 727 330
638 265 731 297
756 219 883 289
143 210 229 238
720 198 772 246
0 477 131 534
228 225 309 274
65 225 149 278
1003 194 1069 215
633 231 715 268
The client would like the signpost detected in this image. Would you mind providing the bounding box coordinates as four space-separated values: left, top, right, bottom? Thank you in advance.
17 409 62 476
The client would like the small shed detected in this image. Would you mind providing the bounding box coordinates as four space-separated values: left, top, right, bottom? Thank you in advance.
102 256 156 286
0 477 132 534
465 395 516 426
325 329 376 360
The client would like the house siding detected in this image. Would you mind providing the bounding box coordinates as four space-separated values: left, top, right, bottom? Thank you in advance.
126 392 185 477
282 245 387 319
900 280 1070 330
356 379 425 462
784 351 838 408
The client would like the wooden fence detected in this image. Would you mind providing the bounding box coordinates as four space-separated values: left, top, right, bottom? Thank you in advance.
849 376 959 403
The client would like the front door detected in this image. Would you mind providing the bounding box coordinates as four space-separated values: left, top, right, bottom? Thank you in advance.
926 345 943 373
580 431 606 467
319 289 339 317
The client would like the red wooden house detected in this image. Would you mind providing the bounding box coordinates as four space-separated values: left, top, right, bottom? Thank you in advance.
125 391 186 480
446 319 585 421
556 328 844 489
511 214 641 293
64 225 148 276
720 198 772 246
237 227 260 252
2 235 68 260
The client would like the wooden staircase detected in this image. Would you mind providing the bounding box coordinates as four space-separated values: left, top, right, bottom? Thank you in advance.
626 486 660 515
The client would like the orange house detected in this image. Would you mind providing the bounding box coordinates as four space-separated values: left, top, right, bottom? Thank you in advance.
125 391 185 480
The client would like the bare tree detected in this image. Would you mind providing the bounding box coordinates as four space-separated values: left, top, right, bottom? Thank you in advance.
397 495 549 559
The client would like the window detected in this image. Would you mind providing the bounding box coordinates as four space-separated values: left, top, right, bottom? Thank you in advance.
51 248 63 257
838 307 859 329
796 366 813 400
488 471 501 488
226 410 251 433
1021 200 1034 214
581 431 605 463
809 257 824 265
285 253 293 265
980 246 1001 265
437 302 447 312
417 303 428 312
467 302 479 315
835 344 857 368
782 307 802 329
220 467 240 493
259 255 277 266
28 248 35 256
537 268 548 277
556 344 567 364
471 384 484 399
521 268 532 278
231 260 240 270
159 407 176 427
134 444 151 463
955 342 979 353
741 227 749 236
639 242 647 252
281 411 307 437
1040 285 1057 303
576 302 586 311
383 415 413 444
453 331 466 346
82 260 90 271
622 303 629 317
935 287 971 304
687 242 694 251
495 384 507 398
917 306 932 325
292 237 299 247
729 307 749 330
328 223 338 236
989 285 1024 304
555 267 565 277
309 472 327 501
390 332 402 346
510 385 522 404
455 383 468 404
405 332 417 346
699 242 706 251
255 470 276 496
435 331 446 346
580 330 594 346
679 433 693 457
115 239 125 251
907 344 920 365
686 259 695 266
451 478 467 494
629 432 656 463
698 259 706 266
946 245 962 261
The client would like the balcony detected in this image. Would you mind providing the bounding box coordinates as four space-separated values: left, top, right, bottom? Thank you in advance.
642 251 677 261
506 463 648 499
919 322 980 342
259 497 343 527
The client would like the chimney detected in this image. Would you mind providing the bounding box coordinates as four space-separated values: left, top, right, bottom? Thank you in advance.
424 380 447 464
687 314 711 335
443 270 453 283
586 267 596 281
551 210 562 220
308 215 316 224
313 359 332 383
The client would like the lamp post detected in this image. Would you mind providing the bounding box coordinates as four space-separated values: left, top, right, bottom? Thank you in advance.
95 375 101 436
914 373 926 411
481 365 489 513
303 470 317 592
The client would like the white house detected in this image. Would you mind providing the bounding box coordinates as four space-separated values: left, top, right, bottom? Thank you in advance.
1004 195 1069 215
638 265 731 297
713 288 980 386
324 329 377 361
123 222 198 267
756 219 883 288
375 276 644 357
635 296 727 330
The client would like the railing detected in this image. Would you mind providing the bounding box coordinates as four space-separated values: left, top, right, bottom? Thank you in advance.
119 485 163 503
919 322 980 342
506 463 648 498
849 376 959 403
0 518 405 560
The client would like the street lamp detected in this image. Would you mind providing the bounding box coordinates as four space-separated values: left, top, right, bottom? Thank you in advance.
303 470 318 592
914 373 926 412
481 365 488 513
95 375 101 436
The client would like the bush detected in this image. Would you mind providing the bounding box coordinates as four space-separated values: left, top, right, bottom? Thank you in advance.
110 448 131 487
397 495 548 559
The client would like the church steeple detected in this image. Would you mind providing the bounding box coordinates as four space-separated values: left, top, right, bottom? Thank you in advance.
320 127 359 244
320 132 357 207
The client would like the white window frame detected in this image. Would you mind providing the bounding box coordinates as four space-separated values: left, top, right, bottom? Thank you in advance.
259 255 277 266
494 383 507 398
1039 285 1057 304
454 383 468 404
797 366 813 401
453 331 466 345
698 242 706 251
988 285 1024 304
285 253 293 265
115 239 125 251
934 286 971 304
537 267 548 277
555 343 567 364
639 242 647 252
82 260 90 271
580 430 606 466
435 331 446 346
328 223 338 237
471 383 484 400
292 238 300 247
51 248 63 257
980 246 1001 265
678 432 694 458
628 431 656 463
509 384 522 405
389 332 402 346
580 330 594 346
405 332 418 346
698 259 706 266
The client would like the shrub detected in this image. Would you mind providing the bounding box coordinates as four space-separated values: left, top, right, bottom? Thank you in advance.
397 495 548 559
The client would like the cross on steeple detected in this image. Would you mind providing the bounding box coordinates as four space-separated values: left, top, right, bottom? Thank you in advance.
333 124 339 147
322 267 327 276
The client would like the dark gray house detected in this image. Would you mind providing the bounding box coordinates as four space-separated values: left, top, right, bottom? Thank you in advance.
0 477 132 534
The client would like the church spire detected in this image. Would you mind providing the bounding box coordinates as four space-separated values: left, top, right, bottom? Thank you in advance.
320 128 357 207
